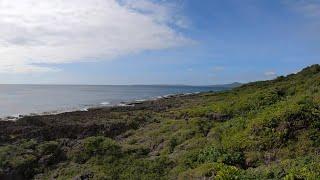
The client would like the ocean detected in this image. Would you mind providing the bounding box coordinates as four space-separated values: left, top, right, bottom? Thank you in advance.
0 84 230 119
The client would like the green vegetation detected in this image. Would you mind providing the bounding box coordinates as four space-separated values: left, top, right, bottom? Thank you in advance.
1 64 320 179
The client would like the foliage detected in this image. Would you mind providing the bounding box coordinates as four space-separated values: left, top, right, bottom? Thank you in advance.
1 64 320 179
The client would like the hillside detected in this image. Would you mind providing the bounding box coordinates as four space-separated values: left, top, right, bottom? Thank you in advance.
1 64 320 179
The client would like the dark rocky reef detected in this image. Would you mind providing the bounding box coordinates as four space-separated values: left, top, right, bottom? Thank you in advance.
0 93 208 145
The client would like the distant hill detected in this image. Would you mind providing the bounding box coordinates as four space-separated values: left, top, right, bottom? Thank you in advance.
209 82 242 88
128 83 242 88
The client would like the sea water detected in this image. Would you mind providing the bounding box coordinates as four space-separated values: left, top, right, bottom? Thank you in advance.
0 85 229 119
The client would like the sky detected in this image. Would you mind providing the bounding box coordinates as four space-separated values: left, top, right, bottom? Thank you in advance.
0 0 319 85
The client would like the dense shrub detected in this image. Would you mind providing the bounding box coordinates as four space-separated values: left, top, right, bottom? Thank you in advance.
1 64 320 179
197 147 245 167
72 136 121 163
179 163 241 179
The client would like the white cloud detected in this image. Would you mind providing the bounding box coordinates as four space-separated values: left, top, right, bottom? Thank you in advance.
122 0 190 28
264 71 277 77
299 1 320 18
284 0 320 43
0 0 191 73
0 64 61 74
286 0 320 18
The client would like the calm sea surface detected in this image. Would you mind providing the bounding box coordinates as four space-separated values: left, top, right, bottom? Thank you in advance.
0 85 228 118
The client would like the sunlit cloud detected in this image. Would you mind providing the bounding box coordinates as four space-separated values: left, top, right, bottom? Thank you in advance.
264 71 277 77
0 0 191 73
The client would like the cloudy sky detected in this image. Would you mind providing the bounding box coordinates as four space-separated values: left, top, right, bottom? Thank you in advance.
0 0 319 85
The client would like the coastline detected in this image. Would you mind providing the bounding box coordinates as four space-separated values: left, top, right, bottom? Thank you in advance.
0 91 202 122
0 90 207 146
1 65 319 179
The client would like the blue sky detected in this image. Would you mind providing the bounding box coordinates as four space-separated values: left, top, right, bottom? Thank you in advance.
0 0 319 85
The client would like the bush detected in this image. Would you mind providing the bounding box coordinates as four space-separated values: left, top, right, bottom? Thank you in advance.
72 136 121 163
37 141 59 155
0 144 37 179
178 163 241 180
169 137 178 153
197 147 245 167
120 156 173 180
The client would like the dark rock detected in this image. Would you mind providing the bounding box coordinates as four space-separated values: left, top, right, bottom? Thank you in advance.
73 171 94 180
205 113 231 121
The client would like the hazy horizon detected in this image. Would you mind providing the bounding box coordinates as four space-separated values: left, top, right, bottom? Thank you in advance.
0 82 242 86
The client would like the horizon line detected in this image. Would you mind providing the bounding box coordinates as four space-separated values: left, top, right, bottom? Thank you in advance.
0 82 243 87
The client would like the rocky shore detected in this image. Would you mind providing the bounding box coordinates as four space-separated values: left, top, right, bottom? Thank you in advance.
0 92 202 145
0 91 215 179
